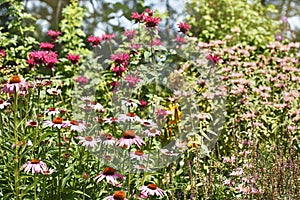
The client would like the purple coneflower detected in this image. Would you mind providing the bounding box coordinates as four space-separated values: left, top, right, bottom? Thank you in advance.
99 133 116 146
76 136 100 148
116 130 145 148
21 159 48 174
142 128 161 137
47 88 61 96
94 167 124 186
26 120 38 127
103 190 127 200
130 150 148 161
43 117 68 129
0 100 10 109
139 183 166 198
66 120 86 133
2 75 29 95
44 107 60 116
118 112 141 122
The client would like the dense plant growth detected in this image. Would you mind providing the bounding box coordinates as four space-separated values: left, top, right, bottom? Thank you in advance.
0 0 299 199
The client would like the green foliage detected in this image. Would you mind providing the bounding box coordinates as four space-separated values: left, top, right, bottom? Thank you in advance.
186 0 280 46
0 0 38 73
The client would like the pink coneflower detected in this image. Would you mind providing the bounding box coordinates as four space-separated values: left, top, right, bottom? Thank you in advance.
90 102 106 112
44 107 60 116
144 16 161 28
116 130 145 148
67 53 80 64
43 117 68 129
103 190 127 200
47 88 61 96
26 120 38 127
130 150 147 161
139 183 166 198
76 136 100 148
139 119 156 127
21 159 48 174
99 133 116 146
87 36 102 47
118 113 141 122
39 42 54 50
160 149 179 156
121 99 138 108
103 117 119 124
0 100 10 109
178 22 190 34
142 128 161 137
2 75 29 95
65 120 86 133
94 167 124 186
47 30 61 40
41 167 55 175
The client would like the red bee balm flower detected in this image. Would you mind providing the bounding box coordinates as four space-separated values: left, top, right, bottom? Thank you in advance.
40 42 54 50
47 30 61 40
87 36 102 47
67 53 80 64
178 22 191 34
144 16 161 27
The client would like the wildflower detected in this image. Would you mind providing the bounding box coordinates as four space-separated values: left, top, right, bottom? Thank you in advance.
116 130 145 148
139 119 157 127
43 117 68 129
11 140 33 149
130 150 148 161
139 183 166 198
230 168 244 176
206 54 220 64
103 190 127 200
47 30 61 40
275 33 284 42
67 53 80 64
175 36 185 44
44 107 60 116
103 117 119 124
76 136 100 148
39 42 54 50
121 98 138 108
112 65 127 77
144 16 161 27
0 49 6 58
99 133 116 146
102 33 115 41
94 167 124 186
21 159 48 174
178 22 190 34
125 75 140 87
87 36 102 47
65 120 86 133
90 102 106 112
131 12 143 23
0 100 10 109
280 16 288 23
2 75 29 95
47 88 61 96
27 51 58 68
160 149 179 156
111 52 130 67
139 100 147 107
41 168 55 175
26 120 38 127
118 112 141 122
75 76 89 85
142 128 161 137
124 29 136 40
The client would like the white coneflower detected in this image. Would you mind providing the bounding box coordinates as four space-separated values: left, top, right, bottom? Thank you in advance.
76 136 100 148
116 130 145 149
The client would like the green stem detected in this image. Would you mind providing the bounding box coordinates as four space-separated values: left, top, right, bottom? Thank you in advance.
34 174 37 200
13 91 20 200
58 128 62 199
42 176 46 200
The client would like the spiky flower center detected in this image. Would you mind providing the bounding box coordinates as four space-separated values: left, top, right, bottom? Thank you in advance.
103 167 115 175
9 75 21 84
126 112 136 117
149 129 157 133
70 120 79 125
84 136 93 141
48 107 56 111
113 190 126 200
123 130 136 139
52 117 63 124
147 183 157 190
30 159 40 164
0 100 4 104
134 150 144 156
29 121 38 126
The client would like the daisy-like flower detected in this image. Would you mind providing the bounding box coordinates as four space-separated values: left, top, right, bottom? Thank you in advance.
76 136 100 148
139 119 157 128
118 112 141 122
90 102 106 112
26 120 38 127
43 117 68 129
65 120 86 133
41 167 55 175
142 128 161 137
47 88 61 96
99 133 116 146
121 98 138 108
44 107 60 116
130 150 148 161
160 149 179 156
103 190 127 200
21 159 48 174
94 167 124 186
103 117 119 124
139 183 166 198
2 75 29 95
0 100 10 109
116 130 145 148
